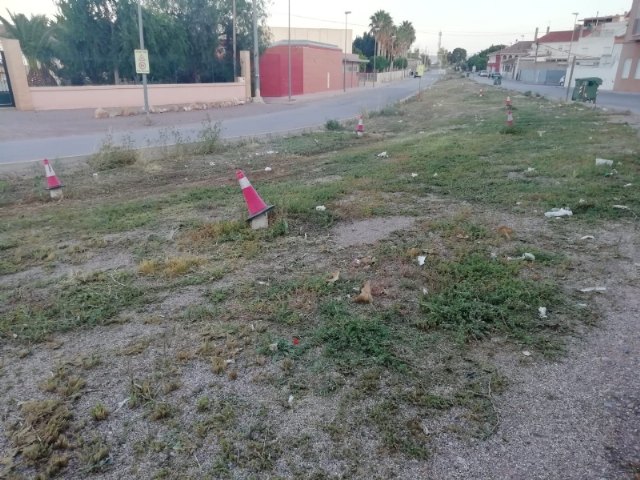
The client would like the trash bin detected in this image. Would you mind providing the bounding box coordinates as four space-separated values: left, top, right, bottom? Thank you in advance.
493 74 502 85
571 77 602 103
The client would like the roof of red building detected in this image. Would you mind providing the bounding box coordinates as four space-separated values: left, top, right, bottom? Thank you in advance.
536 29 591 43
269 40 341 50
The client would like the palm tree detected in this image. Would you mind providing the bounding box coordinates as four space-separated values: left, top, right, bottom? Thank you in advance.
0 11 58 85
369 10 394 60
396 20 416 58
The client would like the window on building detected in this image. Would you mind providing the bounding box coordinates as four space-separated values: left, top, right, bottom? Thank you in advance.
635 60 640 79
622 58 632 78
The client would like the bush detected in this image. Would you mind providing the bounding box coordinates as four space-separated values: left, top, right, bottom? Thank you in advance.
325 119 344 131
89 133 137 171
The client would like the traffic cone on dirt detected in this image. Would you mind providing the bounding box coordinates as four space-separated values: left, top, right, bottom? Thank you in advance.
506 109 514 127
43 158 64 199
505 96 512 107
236 169 274 229
356 115 364 137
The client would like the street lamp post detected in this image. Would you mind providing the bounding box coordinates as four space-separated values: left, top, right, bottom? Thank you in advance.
137 0 150 125
343 11 350 92
565 12 579 102
232 0 237 79
288 0 291 101
373 28 378 87
252 0 262 101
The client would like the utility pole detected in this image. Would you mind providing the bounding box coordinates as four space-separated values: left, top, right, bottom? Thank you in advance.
437 31 442 66
288 0 291 101
137 0 150 125
252 0 262 102
565 12 579 102
343 11 350 92
373 35 377 87
232 0 237 79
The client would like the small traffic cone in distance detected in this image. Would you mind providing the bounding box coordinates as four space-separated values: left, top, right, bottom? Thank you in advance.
506 109 514 127
505 96 512 107
43 158 64 199
356 115 364 137
236 169 274 229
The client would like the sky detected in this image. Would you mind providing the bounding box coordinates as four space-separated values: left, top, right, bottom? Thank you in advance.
2 0 634 55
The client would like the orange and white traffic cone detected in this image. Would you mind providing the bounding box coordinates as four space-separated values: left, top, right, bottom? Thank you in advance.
43 158 64 199
236 169 274 229
505 96 512 107
356 115 364 137
506 109 514 127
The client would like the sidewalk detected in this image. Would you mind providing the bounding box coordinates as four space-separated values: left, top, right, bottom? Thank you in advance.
0 81 397 142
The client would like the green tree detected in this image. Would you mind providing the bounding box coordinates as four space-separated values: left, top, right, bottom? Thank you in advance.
447 47 467 67
54 0 137 84
0 11 58 85
353 31 375 58
467 44 505 72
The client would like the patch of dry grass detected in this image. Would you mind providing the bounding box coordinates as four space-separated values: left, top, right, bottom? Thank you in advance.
137 255 205 277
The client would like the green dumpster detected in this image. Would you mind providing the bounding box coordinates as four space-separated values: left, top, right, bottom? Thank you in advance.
571 77 602 103
493 74 502 85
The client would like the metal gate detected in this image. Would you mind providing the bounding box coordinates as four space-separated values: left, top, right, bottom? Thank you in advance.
0 51 15 107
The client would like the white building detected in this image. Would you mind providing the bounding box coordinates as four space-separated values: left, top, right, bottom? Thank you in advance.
516 14 628 90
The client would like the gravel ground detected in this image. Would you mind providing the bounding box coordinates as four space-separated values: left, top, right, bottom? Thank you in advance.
428 223 639 480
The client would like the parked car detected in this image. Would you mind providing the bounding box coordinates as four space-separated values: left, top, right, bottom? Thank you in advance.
478 70 488 77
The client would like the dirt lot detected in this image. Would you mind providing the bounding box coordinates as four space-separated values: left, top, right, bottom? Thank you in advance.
1 77 639 479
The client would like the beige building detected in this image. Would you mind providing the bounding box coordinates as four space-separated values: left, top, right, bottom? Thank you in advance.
269 27 352 54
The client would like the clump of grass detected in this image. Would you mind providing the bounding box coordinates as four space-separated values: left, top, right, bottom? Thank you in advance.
196 396 210 412
418 252 565 350
314 301 399 368
1 272 144 342
325 119 344 131
80 436 111 473
197 115 222 154
129 380 157 408
8 400 72 475
372 106 403 117
40 365 86 399
368 400 430 459
149 402 173 421
89 133 137 171
91 403 110 421
137 255 204 277
184 220 252 245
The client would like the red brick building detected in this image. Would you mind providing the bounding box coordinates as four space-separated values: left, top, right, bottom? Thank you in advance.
260 40 361 97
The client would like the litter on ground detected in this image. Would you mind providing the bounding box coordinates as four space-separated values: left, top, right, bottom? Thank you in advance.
315 205 326 211
538 307 548 319
595 158 614 167
417 255 426 266
579 287 607 293
377 151 389 158
545 208 573 218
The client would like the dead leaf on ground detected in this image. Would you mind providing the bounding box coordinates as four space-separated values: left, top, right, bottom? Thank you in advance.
354 281 373 304
407 247 421 258
327 270 340 283
497 225 514 240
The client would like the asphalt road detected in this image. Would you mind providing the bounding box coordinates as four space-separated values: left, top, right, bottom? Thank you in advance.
474 75 640 115
0 74 439 166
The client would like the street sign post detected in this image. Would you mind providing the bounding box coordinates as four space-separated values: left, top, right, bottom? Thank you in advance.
134 49 150 75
